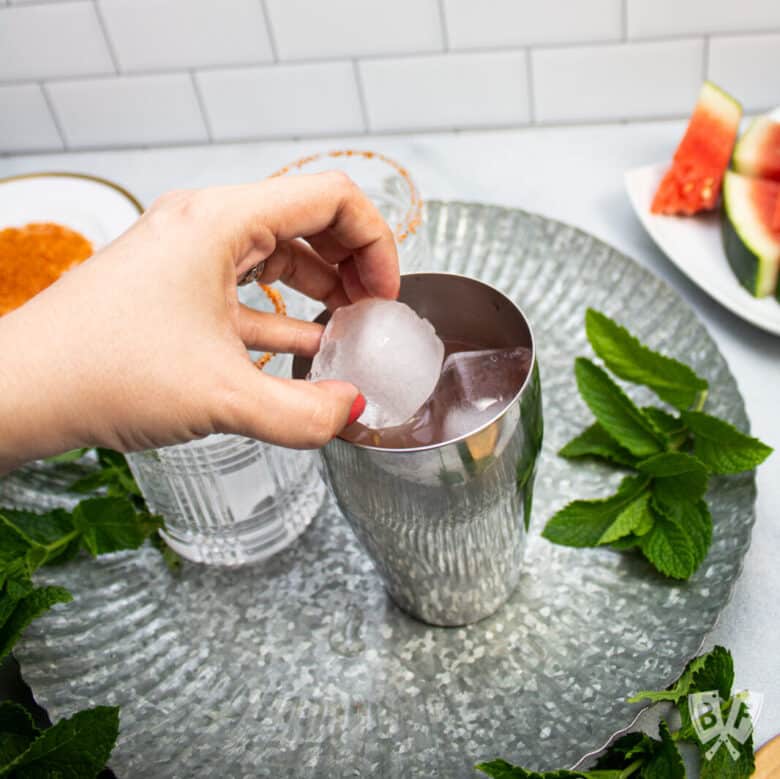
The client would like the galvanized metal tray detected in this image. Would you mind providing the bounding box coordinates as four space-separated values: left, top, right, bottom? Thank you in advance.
7 201 755 777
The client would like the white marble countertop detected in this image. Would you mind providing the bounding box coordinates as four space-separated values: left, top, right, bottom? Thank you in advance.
2 120 778 751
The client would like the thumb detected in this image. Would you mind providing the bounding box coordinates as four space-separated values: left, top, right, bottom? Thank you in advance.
217 366 364 449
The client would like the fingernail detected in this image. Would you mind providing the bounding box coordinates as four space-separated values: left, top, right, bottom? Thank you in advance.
346 393 366 426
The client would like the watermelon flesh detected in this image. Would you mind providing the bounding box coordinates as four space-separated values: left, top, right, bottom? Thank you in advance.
652 82 742 215
733 115 780 182
774 191 780 232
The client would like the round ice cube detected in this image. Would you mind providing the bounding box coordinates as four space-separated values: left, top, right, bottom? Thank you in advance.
309 298 445 429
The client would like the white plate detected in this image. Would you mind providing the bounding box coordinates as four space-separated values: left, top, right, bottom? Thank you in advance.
625 162 780 336
0 172 143 250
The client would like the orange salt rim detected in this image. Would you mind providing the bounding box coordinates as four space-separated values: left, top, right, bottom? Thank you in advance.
269 149 423 243
0 222 93 315
254 282 287 370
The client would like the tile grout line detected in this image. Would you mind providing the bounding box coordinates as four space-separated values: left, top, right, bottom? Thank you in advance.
189 70 213 143
621 0 628 41
436 0 450 51
38 81 68 151
351 60 371 134
259 0 280 63
92 0 122 74
1 27 776 91
525 48 536 125
0 112 731 159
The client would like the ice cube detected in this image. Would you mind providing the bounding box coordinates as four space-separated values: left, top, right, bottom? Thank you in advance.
436 347 531 440
309 298 445 429
437 347 530 408
440 403 499 442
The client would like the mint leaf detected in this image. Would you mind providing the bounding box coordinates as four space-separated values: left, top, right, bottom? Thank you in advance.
642 407 687 437
652 498 712 573
0 585 72 661
598 492 654 544
638 452 709 505
73 497 159 557
638 508 697 580
0 702 39 765
574 358 665 458
559 424 637 468
0 705 118 778
0 524 34 589
0 510 80 568
69 450 141 500
592 725 683 779
474 760 608 778
699 730 754 779
655 469 708 505
629 645 733 704
687 645 734 700
636 452 706 478
44 448 88 464
685 689 754 779
585 309 708 410
68 471 111 494
149 531 181 574
0 510 74 548
681 411 773 474
609 535 642 550
592 732 659 768
543 475 650 547
642 721 685 779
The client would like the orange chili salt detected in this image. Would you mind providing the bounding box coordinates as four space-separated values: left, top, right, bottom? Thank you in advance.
0 222 93 316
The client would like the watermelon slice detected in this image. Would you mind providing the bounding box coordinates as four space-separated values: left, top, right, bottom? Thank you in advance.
733 115 780 182
722 170 780 298
651 82 742 215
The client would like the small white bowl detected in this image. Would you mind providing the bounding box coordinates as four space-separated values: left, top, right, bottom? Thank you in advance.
625 162 780 336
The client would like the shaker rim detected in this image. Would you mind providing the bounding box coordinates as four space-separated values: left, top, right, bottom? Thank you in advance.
335 270 538 455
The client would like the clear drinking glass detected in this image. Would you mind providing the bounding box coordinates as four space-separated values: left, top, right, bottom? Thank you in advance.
126 283 326 566
271 149 430 273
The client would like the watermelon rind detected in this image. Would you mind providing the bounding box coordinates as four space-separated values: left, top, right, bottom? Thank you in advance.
701 81 743 125
733 115 780 180
721 171 780 298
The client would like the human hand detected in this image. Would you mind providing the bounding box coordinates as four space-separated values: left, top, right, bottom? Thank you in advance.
0 173 399 472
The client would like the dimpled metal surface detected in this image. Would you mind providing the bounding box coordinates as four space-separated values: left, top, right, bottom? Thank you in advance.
11 202 755 777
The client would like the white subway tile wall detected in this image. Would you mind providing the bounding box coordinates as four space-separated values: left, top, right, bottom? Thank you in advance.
361 51 529 132
533 40 704 123
197 62 364 140
46 74 208 148
0 0 778 152
709 33 780 113
626 0 780 38
0 2 113 82
264 0 443 61
0 84 62 152
97 0 273 72
443 0 623 49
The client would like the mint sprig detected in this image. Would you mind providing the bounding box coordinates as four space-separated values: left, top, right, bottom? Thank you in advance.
585 308 708 410
543 309 772 580
574 358 665 458
478 646 754 779
1 449 175 776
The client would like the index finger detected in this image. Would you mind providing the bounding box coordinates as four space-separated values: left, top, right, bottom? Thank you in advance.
209 172 400 299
